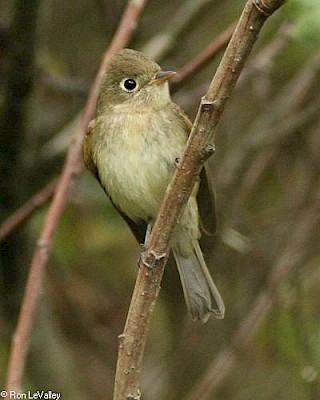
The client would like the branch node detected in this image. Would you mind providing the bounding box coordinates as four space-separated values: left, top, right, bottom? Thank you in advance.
139 252 153 269
127 390 141 400
201 101 215 113
253 0 278 17
118 333 126 342
203 143 215 161
36 239 51 258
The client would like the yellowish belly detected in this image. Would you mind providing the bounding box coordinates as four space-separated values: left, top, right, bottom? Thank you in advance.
96 113 185 222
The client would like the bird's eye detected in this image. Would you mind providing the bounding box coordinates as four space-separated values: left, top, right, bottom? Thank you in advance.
121 78 138 92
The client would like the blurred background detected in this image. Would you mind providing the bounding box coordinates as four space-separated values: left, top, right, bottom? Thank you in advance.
1 0 320 399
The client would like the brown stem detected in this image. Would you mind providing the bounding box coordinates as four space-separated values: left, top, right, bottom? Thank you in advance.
113 1 287 399
0 13 277 245
174 20 237 84
141 0 216 61
4 0 148 394
0 180 57 242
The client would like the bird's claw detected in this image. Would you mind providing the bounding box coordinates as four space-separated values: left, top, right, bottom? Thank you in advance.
174 157 181 169
138 250 166 269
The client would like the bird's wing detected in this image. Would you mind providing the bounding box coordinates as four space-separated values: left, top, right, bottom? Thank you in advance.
117 211 147 245
198 162 217 235
172 103 217 235
83 119 99 180
83 118 148 244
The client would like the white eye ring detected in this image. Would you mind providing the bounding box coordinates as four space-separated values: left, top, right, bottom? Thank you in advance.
120 78 139 92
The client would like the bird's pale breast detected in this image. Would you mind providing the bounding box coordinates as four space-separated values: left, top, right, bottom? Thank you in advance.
95 107 187 223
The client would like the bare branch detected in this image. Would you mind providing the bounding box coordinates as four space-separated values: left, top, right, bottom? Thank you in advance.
4 0 148 394
113 1 287 399
141 0 214 61
0 0 227 242
239 20 294 83
174 21 237 84
220 49 320 191
0 180 57 242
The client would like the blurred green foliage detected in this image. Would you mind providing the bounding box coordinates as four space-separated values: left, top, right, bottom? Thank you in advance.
286 0 320 43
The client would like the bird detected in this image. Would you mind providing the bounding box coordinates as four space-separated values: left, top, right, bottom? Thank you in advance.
83 48 225 322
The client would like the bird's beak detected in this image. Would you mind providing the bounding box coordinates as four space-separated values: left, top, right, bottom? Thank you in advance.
146 70 176 86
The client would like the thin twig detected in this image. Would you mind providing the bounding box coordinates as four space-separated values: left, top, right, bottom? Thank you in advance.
174 20 237 83
113 1 287 399
231 148 277 212
239 20 294 83
220 49 320 191
0 180 57 242
141 0 214 61
0 4 230 241
4 0 148 394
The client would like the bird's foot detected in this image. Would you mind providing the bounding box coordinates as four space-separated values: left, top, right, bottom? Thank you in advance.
174 157 181 169
138 250 166 269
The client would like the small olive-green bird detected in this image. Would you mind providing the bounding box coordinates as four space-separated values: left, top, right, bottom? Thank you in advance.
83 48 225 322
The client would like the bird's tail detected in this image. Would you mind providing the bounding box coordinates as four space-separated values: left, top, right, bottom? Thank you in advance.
173 239 225 323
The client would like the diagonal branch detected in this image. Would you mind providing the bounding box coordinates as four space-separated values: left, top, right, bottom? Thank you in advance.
0 15 242 242
174 20 237 84
141 0 215 60
113 1 287 399
0 180 57 242
4 0 148 394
